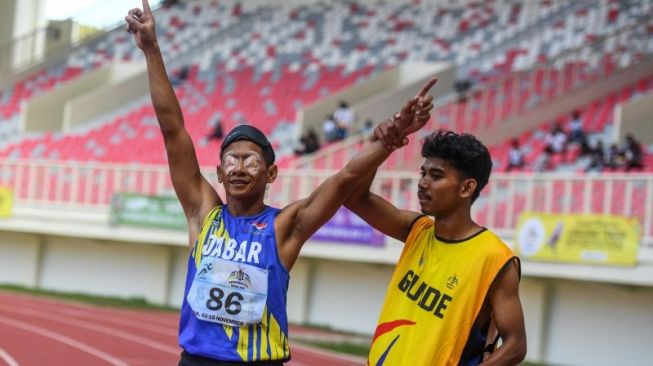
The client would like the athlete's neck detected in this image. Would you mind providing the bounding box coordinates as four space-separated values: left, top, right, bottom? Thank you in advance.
226 198 266 217
432 210 481 242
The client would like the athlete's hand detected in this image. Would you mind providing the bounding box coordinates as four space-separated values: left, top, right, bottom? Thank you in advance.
394 77 436 137
373 115 407 151
125 0 157 51
371 77 436 150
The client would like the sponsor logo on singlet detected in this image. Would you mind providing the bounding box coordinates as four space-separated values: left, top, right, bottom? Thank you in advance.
250 221 268 235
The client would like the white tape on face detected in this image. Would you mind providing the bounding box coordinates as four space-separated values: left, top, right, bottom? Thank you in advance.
224 152 263 176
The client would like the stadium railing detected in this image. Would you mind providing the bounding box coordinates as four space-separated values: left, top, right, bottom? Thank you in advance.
1 159 651 246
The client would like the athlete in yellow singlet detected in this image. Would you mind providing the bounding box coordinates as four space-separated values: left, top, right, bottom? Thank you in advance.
346 129 527 365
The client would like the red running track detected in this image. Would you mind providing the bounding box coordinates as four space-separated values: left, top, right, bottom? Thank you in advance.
0 291 364 366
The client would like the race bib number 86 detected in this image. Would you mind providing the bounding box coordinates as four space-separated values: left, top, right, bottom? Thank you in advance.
187 257 268 327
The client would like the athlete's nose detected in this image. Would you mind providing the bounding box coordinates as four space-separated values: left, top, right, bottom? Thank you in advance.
229 158 247 175
417 176 429 191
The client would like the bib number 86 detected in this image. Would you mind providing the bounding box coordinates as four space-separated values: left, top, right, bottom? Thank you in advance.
206 288 243 315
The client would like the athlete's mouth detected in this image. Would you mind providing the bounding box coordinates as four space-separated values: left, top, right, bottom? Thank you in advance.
417 191 430 201
230 179 250 186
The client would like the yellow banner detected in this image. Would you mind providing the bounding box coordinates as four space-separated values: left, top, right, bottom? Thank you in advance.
515 212 640 266
0 187 13 217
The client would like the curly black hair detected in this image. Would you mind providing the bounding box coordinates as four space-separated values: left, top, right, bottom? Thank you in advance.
421 130 492 203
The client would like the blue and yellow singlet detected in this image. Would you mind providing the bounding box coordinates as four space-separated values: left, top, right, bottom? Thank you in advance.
179 205 291 362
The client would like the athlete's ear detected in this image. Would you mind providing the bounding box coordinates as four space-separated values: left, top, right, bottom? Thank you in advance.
460 178 477 199
267 165 278 184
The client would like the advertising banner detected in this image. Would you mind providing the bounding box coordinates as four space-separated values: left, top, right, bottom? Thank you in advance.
0 187 12 218
110 193 186 230
111 194 385 247
516 212 640 266
311 207 385 246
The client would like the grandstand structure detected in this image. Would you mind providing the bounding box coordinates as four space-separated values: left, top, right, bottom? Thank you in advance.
0 1 652 365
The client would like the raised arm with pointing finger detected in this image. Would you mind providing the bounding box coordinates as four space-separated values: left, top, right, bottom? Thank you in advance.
126 0 222 248
127 2 439 364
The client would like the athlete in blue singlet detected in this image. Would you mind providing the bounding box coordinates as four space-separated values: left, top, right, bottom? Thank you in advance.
126 1 436 364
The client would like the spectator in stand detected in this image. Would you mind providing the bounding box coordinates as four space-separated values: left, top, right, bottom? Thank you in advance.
333 100 354 139
568 110 585 144
604 144 622 170
534 154 551 172
305 129 320 154
544 123 568 162
623 134 644 172
360 119 374 136
506 138 525 171
294 138 307 156
454 79 473 103
294 130 320 156
585 140 605 172
171 65 190 86
322 114 338 142
579 138 593 157
206 119 224 141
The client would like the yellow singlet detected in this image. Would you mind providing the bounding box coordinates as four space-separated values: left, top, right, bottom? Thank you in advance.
368 216 517 366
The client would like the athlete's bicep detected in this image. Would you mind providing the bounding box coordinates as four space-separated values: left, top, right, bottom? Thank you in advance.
273 201 304 270
166 129 221 219
346 190 421 242
487 260 527 363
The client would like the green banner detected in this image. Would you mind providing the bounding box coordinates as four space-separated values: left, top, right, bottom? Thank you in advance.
110 193 186 230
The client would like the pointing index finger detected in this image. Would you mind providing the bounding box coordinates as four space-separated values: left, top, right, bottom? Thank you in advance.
142 0 152 15
417 77 438 98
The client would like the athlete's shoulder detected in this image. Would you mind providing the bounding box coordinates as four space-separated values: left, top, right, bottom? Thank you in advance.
483 228 512 247
199 205 223 228
405 215 433 244
414 215 433 228
480 229 517 262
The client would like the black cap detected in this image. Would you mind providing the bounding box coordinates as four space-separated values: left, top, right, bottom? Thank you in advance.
220 124 276 166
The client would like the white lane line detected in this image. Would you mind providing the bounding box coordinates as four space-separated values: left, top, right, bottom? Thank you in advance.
0 348 20 366
0 294 177 328
24 306 175 335
0 315 128 366
0 305 179 355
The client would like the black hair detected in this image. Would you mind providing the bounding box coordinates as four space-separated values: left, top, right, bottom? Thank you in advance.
421 130 492 203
